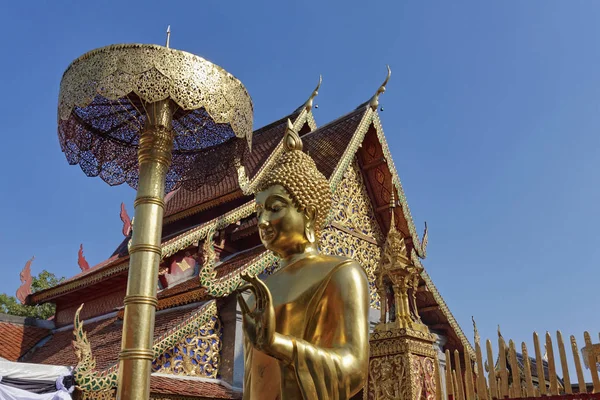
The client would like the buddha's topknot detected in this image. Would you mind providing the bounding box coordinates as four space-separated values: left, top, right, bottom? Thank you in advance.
256 120 332 235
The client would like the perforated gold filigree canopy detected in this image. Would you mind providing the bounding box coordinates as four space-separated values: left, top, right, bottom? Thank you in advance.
57 43 254 191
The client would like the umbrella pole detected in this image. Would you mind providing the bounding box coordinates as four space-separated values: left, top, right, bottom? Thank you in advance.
117 99 174 400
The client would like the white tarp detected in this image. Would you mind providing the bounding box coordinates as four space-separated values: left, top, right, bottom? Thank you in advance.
0 361 71 381
0 382 71 400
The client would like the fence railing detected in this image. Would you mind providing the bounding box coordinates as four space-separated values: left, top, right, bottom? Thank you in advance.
445 329 600 400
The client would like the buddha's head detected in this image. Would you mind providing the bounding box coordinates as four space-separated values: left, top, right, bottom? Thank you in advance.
255 121 331 259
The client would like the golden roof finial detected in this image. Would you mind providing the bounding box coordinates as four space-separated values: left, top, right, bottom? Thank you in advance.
498 324 504 340
369 65 391 111
472 316 480 344
389 189 396 232
303 75 322 112
166 25 171 48
283 118 303 152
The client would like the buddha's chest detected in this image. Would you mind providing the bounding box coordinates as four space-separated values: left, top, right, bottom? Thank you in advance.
265 270 324 336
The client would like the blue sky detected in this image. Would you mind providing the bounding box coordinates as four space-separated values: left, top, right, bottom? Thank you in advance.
1 0 598 367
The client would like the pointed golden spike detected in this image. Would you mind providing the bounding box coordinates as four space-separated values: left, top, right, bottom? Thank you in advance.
283 119 303 152
453 369 461 400
545 332 559 395
446 349 454 399
472 317 481 346
473 327 488 400
454 350 466 400
508 340 523 398
303 75 322 112
570 335 586 394
389 188 396 232
497 334 509 398
533 332 547 395
369 65 391 111
584 331 600 393
556 331 572 394
486 339 498 400
522 342 535 397
464 349 476 400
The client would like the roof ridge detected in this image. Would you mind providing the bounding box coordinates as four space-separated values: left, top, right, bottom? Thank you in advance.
301 107 366 139
253 110 302 136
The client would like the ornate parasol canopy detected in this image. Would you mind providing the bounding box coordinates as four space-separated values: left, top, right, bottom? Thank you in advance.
57 43 253 191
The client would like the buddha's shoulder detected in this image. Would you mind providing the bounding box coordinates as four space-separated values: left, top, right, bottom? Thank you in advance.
310 254 365 279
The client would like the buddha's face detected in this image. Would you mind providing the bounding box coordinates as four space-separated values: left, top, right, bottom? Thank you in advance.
256 184 313 258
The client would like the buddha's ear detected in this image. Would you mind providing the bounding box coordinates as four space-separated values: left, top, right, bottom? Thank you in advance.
304 205 317 243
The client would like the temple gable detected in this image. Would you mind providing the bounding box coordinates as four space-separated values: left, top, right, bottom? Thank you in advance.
320 158 384 308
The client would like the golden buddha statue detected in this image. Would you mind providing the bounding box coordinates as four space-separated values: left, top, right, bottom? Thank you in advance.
236 120 370 399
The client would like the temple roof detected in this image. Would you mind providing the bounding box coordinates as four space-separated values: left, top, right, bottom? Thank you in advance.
24 304 204 369
0 314 51 362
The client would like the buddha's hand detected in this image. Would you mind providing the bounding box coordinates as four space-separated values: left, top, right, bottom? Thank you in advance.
237 274 276 353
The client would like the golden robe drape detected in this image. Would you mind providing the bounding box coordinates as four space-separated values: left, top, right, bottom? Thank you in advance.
243 259 370 400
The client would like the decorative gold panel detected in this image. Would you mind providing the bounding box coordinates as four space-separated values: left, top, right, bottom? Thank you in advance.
327 160 384 242
320 159 384 307
152 315 222 378
367 354 410 400
366 328 439 400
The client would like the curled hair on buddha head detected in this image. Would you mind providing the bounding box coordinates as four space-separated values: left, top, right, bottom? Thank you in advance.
256 119 332 236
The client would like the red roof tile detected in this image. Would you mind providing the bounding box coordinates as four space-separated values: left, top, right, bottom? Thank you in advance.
150 375 241 399
303 108 365 178
0 321 50 361
158 277 203 299
215 246 266 279
25 306 203 369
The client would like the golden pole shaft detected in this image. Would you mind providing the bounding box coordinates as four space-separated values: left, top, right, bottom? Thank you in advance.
117 100 174 400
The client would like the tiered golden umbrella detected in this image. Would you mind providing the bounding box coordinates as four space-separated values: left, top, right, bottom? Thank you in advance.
57 40 253 399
